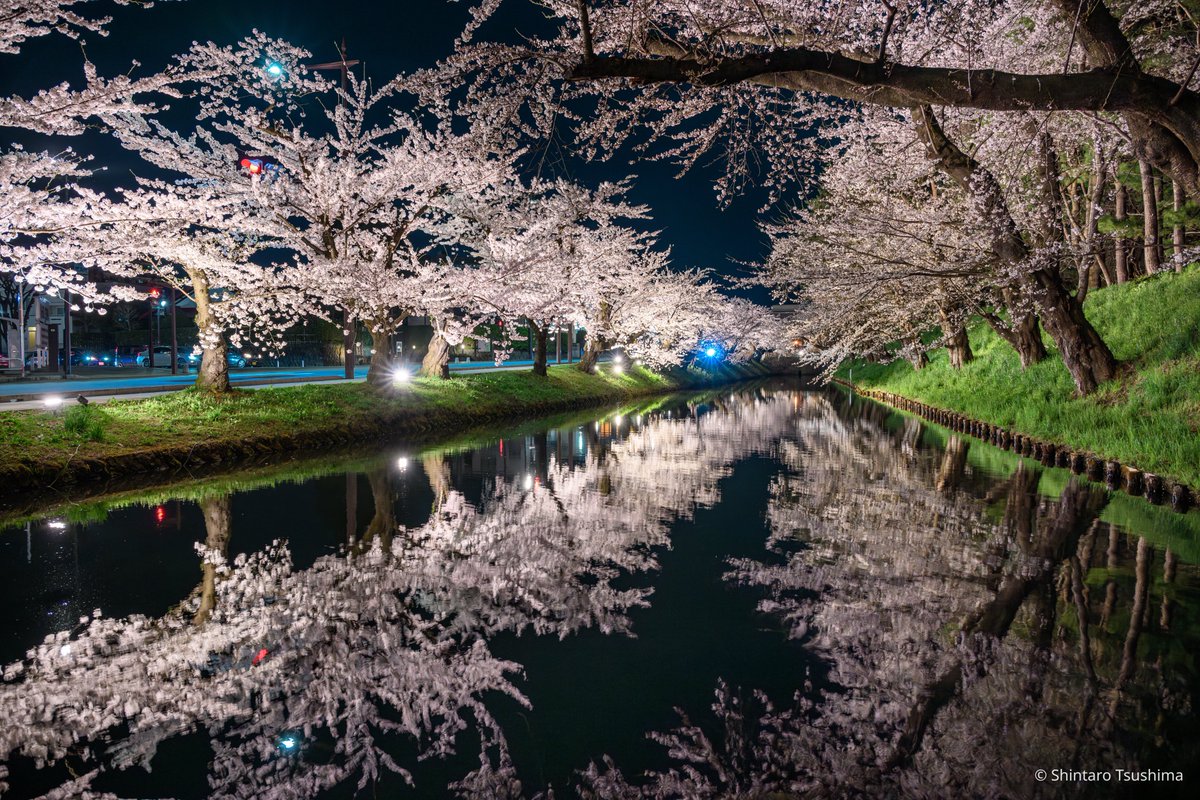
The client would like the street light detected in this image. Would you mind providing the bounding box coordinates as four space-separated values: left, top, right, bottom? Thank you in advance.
265 61 285 78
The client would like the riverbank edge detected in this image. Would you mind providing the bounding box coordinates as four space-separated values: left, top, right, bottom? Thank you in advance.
835 378 1198 514
0 362 792 500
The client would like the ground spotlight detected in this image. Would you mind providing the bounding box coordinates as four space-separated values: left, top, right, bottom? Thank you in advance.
43 396 63 411
392 367 412 386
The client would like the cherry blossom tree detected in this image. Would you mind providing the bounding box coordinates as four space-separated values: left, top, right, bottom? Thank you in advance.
414 0 1200 394
430 0 1200 199
0 1 182 311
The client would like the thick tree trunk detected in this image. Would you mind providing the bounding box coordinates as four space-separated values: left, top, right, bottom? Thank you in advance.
940 308 973 369
1114 183 1129 283
1023 267 1118 395
945 327 972 369
194 494 231 626
907 349 928 370
366 335 394 388
189 269 231 393
981 307 1047 369
912 105 1115 395
531 321 549 376
420 320 451 379
1140 160 1162 274
365 320 405 388
1011 313 1049 368
1173 180 1186 271
576 336 603 372
1025 277 1115 398
1021 274 1116 398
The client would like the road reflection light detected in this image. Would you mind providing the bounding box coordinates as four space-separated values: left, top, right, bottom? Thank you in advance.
397 457 409 472
523 474 533 491
47 519 67 530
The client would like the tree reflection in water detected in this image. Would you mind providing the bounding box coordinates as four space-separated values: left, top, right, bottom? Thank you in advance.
0 387 1196 799
583 392 1199 800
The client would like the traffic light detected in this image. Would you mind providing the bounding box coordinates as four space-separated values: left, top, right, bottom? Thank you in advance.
147 287 161 300
239 157 279 179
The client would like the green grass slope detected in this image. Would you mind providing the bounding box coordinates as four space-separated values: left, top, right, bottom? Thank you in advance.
0 361 774 484
841 267 1200 487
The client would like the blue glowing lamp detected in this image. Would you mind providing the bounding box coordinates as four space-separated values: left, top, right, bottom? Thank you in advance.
705 347 717 357
265 61 285 78
277 733 301 754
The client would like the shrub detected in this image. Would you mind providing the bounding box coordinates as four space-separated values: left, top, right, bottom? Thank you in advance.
63 405 110 442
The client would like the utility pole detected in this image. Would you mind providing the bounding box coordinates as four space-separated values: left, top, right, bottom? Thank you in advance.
17 283 25 377
170 287 178 375
148 294 155 370
311 39 362 380
62 290 72 377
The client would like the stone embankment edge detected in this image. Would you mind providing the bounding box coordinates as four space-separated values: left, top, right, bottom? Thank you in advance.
0 372 785 502
833 378 1197 514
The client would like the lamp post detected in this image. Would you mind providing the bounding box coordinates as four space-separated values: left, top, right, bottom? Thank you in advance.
310 40 362 380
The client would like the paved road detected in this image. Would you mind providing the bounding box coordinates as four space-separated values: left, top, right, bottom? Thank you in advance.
0 358 578 411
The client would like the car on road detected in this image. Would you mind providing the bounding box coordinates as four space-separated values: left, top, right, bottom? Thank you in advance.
183 351 254 369
79 352 115 367
136 346 190 368
133 347 258 369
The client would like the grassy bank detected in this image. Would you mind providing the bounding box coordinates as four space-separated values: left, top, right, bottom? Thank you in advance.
841 267 1200 488
0 387 739 527
0 361 778 496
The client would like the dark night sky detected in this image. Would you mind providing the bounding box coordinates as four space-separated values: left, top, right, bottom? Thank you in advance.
2 0 775 302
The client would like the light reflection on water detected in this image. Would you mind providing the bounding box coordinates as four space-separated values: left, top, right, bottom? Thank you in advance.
0 382 1197 799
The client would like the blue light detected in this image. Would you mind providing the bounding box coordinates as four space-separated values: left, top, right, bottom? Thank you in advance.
705 347 717 357
277 733 301 754
265 62 285 78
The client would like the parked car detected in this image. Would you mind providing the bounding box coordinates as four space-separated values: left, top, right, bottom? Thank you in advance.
183 351 252 369
78 352 115 367
136 346 189 368
0 354 9 369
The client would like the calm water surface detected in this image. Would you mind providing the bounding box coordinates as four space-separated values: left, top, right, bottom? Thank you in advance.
1 382 1197 799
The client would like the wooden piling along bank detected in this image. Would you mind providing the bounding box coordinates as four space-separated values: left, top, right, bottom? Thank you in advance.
833 379 1196 514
